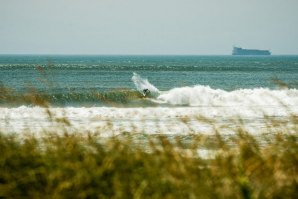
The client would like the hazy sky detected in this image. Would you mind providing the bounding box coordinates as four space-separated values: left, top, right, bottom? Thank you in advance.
1 0 297 55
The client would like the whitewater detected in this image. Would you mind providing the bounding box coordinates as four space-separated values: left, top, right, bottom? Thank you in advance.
1 73 297 135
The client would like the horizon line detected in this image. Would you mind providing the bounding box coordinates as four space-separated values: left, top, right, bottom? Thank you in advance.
0 53 298 56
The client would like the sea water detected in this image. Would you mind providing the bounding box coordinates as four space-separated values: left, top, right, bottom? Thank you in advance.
0 55 298 135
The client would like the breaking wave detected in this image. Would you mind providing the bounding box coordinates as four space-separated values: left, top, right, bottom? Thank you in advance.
1 72 298 109
156 85 298 107
132 72 298 107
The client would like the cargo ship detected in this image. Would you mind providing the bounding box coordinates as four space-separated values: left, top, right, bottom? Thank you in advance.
232 47 271 56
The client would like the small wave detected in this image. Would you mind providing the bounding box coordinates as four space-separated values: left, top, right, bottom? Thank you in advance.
0 89 155 107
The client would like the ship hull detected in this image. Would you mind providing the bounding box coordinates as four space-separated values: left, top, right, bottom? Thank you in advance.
232 47 271 56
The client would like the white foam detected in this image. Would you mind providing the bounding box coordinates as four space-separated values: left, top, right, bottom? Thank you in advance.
157 85 298 107
1 105 297 136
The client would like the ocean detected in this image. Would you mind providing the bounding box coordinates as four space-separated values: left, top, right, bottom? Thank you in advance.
1 55 298 135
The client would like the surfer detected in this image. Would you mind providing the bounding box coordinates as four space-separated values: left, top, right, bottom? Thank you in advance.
143 88 150 97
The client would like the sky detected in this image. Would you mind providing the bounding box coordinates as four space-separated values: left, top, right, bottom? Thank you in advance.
0 0 298 55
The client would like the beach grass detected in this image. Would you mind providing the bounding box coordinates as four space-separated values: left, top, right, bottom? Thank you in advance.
0 127 297 198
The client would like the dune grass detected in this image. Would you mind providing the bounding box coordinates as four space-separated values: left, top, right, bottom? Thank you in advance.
0 129 297 199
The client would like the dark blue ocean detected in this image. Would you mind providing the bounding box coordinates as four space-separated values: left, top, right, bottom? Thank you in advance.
0 55 297 107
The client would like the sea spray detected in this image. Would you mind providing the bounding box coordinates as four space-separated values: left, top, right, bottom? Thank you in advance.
131 72 160 97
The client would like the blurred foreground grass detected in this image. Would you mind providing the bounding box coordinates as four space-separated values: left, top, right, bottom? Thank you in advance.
0 130 297 199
